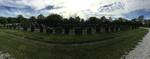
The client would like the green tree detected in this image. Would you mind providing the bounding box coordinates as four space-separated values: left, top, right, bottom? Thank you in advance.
138 15 145 25
45 14 63 27
37 14 45 32
17 15 29 31
29 16 37 32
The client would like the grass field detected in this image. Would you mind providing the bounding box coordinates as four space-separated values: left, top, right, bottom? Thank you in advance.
0 28 148 59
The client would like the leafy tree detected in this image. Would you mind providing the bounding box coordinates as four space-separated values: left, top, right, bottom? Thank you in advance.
0 17 7 24
30 16 36 22
45 14 63 27
100 16 107 22
37 14 45 32
87 17 99 24
29 16 36 32
17 15 29 31
0 14 144 35
138 15 145 25
37 14 45 24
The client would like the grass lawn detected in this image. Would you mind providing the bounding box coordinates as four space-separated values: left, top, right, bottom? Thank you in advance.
0 28 148 59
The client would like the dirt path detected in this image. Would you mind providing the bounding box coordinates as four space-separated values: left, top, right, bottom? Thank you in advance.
0 51 15 59
122 29 150 59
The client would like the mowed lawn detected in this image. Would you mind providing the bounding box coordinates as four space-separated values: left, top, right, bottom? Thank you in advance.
0 28 148 59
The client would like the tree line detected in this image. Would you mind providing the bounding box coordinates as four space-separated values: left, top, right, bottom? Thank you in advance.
0 14 147 35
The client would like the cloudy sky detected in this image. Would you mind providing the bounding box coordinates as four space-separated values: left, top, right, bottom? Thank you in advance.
0 0 149 19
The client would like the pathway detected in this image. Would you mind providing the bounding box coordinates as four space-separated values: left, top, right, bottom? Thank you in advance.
123 29 150 59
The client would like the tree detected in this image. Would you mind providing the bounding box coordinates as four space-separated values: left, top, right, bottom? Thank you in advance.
87 17 99 24
37 14 45 24
30 16 36 22
100 16 107 22
37 14 45 32
17 15 24 23
17 15 29 31
0 13 143 35
45 14 63 33
29 16 36 32
0 17 7 24
108 17 113 22
45 14 63 27
0 17 7 28
138 15 145 25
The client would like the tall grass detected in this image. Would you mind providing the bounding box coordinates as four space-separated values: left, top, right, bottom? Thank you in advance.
0 28 148 59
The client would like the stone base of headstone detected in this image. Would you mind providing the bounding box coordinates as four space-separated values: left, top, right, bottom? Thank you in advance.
100 27 105 33
82 29 87 35
52 29 56 34
62 29 65 34
91 28 96 35
69 29 75 35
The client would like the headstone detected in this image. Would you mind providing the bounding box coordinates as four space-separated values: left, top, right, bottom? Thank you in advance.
100 27 105 33
62 29 65 34
82 28 87 35
91 28 96 35
69 28 75 35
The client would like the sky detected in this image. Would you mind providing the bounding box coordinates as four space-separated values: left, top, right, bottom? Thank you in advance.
0 0 150 19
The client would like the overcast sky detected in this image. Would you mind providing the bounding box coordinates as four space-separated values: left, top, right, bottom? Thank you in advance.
0 0 149 19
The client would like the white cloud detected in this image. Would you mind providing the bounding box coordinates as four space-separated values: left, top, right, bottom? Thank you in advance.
0 0 149 19
46 0 122 18
22 0 52 10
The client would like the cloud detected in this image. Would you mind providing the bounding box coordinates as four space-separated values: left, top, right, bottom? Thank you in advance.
123 9 150 19
0 0 149 19
0 0 56 17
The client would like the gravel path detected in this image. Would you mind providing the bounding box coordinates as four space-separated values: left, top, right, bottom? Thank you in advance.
0 51 15 59
122 29 150 59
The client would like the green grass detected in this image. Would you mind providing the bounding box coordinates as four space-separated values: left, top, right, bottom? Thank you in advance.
0 28 148 59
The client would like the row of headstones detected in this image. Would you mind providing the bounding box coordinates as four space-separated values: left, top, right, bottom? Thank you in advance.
2 24 137 35
20 27 122 35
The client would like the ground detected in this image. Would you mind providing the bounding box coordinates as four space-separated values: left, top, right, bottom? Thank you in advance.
123 28 150 59
0 29 148 59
